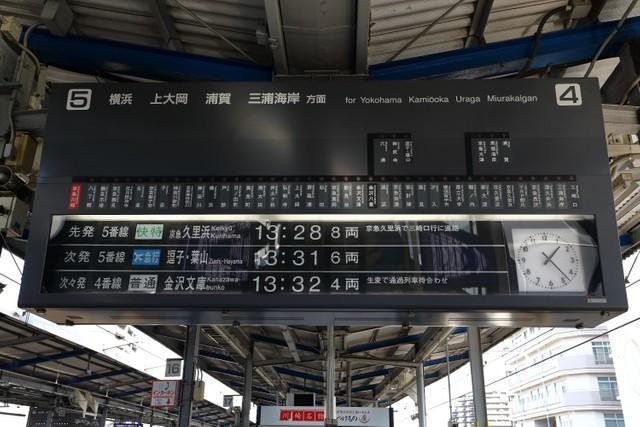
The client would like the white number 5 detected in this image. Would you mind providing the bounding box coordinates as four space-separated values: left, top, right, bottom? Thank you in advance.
66 89 92 110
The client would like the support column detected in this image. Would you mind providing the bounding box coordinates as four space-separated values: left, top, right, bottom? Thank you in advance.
468 327 487 427
44 410 54 427
346 361 352 407
240 341 254 427
445 338 453 423
178 325 201 427
325 325 337 427
98 406 109 427
415 363 426 427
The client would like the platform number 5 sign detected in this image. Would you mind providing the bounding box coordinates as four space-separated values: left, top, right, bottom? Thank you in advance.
66 89 92 110
555 83 582 106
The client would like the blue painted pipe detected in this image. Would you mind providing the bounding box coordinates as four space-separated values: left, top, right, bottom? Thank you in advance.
370 16 640 80
23 28 272 82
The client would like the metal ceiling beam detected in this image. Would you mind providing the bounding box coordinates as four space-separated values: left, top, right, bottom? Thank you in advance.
254 356 321 367
110 386 152 399
61 368 133 385
414 328 455 363
355 0 370 74
340 356 417 369
205 366 243 378
193 410 225 420
373 328 454 401
199 350 237 364
280 326 301 362
264 0 288 74
23 29 272 82
0 334 49 348
370 16 640 80
0 349 89 370
0 370 183 424
251 333 320 354
348 383 379 393
274 367 323 383
228 382 273 395
210 326 286 397
344 333 422 354
288 382 322 394
147 0 184 51
465 0 494 48
0 370 62 397
351 368 391 382
100 377 148 390
424 352 468 367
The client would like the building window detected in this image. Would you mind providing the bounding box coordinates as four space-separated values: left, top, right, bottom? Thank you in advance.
592 341 613 364
598 376 619 401
604 412 625 427
558 415 573 427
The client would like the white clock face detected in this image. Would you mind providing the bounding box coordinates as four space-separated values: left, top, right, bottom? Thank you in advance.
512 228 588 293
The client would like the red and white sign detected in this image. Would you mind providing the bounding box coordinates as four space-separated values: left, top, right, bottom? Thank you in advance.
150 380 179 408
68 183 81 210
259 406 391 426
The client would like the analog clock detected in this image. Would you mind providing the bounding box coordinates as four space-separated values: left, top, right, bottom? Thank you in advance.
511 228 588 293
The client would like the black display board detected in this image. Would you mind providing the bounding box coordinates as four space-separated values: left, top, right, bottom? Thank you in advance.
19 80 625 326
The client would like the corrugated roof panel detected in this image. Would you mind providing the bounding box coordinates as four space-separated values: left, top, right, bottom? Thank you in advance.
170 0 266 21
594 0 640 21
166 6 264 32
485 20 565 43
0 0 41 25
166 0 270 63
0 0 41 14
74 14 159 38
371 1 475 32
484 0 572 43
71 5 155 25
70 0 151 15
371 0 474 19
77 26 162 49
372 15 469 42
369 0 474 65
369 27 468 63
175 22 262 45
368 0 581 67
0 0 270 66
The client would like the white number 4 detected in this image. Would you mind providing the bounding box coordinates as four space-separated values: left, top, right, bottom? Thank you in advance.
555 83 582 106
66 88 92 110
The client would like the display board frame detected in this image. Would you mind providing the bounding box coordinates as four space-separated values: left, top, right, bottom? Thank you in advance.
18 79 626 326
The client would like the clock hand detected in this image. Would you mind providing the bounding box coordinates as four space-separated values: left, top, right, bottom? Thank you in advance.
542 251 571 281
543 246 560 265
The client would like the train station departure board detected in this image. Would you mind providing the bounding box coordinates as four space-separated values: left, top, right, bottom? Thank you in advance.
19 80 626 327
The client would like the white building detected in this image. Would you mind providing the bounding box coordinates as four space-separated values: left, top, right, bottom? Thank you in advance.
451 390 511 427
604 256 640 427
506 327 625 427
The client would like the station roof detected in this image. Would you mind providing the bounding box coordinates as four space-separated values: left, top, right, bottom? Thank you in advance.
0 313 235 425
140 324 516 407
0 0 599 75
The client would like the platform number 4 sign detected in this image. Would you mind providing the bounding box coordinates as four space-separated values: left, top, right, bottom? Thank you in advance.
555 83 582 106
